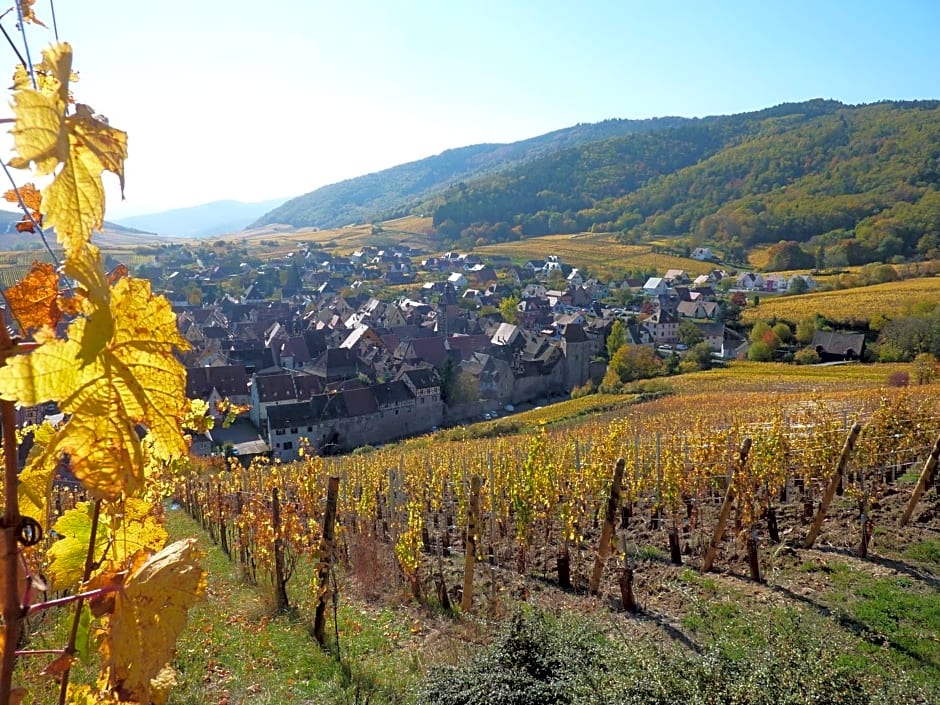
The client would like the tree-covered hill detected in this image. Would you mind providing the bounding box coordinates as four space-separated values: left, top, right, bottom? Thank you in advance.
251 116 691 229
423 99 940 267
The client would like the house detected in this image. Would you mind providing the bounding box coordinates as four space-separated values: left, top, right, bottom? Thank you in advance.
693 321 725 352
185 365 251 418
736 272 765 291
676 300 719 320
811 331 866 362
691 247 715 261
644 308 679 344
642 277 669 297
663 269 689 286
446 272 468 290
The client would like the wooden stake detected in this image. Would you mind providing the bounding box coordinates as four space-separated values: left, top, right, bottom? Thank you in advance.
460 475 481 612
702 438 752 573
589 458 626 596
804 423 861 549
271 487 290 611
314 476 340 646
899 434 940 527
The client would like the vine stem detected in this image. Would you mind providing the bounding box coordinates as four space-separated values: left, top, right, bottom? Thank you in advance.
13 1 36 90
0 323 21 705
57 499 102 705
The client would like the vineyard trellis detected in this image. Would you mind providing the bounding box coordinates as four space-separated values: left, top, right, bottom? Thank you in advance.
177 386 940 611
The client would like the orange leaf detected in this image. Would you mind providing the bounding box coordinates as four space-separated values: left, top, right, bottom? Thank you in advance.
19 0 47 27
4 183 43 233
3 182 41 212
107 263 128 285
4 261 61 333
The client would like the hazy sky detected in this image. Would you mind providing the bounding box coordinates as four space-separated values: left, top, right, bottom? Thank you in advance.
4 0 940 218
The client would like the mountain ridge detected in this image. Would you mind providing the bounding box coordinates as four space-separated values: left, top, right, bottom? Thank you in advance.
117 198 288 238
251 116 694 230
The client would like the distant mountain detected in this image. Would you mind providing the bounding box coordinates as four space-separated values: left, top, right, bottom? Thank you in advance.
116 199 288 238
422 99 940 267
252 117 692 229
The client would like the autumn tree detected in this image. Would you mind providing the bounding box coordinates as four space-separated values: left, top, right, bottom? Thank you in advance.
912 352 938 385
602 344 663 389
606 319 626 359
678 319 705 347
500 294 520 324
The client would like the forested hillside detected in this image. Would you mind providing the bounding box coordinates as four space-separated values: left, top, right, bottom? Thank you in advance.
425 100 940 266
251 116 690 229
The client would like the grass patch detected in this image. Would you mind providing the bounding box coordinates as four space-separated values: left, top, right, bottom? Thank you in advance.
905 538 940 566
163 508 421 705
820 561 940 689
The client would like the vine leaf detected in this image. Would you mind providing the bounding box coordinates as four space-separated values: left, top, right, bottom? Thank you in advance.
19 0 47 27
8 42 127 255
9 83 68 175
102 539 205 704
0 269 189 500
2 182 43 232
46 499 168 591
4 261 61 333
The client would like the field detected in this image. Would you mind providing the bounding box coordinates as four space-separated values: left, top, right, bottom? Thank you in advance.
233 216 439 258
741 276 940 325
475 233 714 280
165 361 940 702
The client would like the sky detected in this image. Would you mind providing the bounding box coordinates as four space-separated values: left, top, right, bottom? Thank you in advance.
3 0 940 219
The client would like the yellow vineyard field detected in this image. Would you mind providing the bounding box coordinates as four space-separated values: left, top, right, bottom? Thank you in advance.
741 277 940 325
475 234 714 280
239 216 437 257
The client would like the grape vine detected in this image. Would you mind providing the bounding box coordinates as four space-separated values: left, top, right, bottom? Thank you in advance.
0 6 204 704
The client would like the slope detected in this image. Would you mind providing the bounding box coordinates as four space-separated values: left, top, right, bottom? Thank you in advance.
252 116 692 230
424 99 940 267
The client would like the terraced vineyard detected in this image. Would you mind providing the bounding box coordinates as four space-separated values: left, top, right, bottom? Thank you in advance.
741 276 940 325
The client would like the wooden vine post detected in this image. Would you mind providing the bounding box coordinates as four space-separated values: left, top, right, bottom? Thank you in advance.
461 475 481 612
899 434 940 527
589 457 625 596
702 438 751 573
804 423 862 549
0 323 22 703
314 476 340 646
271 487 290 611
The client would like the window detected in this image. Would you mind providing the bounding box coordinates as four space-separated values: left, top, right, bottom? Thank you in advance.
283 441 293 450
307 426 313 432
274 429 285 436
290 427 297 434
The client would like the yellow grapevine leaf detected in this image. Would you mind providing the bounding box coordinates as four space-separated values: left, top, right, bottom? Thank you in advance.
17 420 60 528
7 43 126 255
9 44 71 172
41 141 106 254
4 261 62 333
9 86 67 175
0 275 189 499
47 502 102 590
68 104 127 197
62 243 109 317
44 104 127 254
48 499 168 591
103 539 205 704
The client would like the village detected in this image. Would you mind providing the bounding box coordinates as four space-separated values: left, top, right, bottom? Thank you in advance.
112 240 835 463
